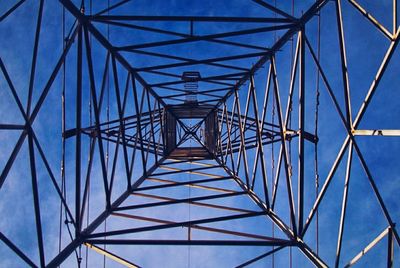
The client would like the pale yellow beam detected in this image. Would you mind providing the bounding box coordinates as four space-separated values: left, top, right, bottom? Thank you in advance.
167 158 217 168
84 242 140 268
352 129 400 136
348 0 393 40
344 227 389 267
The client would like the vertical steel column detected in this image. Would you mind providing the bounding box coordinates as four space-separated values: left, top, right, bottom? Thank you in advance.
298 28 305 235
26 0 44 116
131 76 148 175
234 89 251 188
335 0 352 127
28 131 45 267
76 23 83 235
388 227 394 268
146 89 158 163
272 34 300 210
335 144 353 268
111 56 131 189
271 56 297 237
224 102 236 171
83 26 111 208
217 105 226 164
394 0 398 35
249 76 270 207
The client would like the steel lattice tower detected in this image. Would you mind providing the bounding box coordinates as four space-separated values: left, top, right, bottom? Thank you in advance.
0 0 399 267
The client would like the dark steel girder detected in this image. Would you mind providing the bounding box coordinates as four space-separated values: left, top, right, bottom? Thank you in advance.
86 239 293 247
91 15 294 23
117 23 294 51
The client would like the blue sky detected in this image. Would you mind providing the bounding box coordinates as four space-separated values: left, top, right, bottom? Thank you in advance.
0 0 400 267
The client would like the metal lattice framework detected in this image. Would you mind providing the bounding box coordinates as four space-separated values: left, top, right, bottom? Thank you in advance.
0 0 399 267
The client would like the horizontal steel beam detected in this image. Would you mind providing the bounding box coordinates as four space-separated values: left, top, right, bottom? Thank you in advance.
86 239 290 246
132 176 232 192
84 243 141 268
115 191 246 211
88 211 266 238
352 129 400 136
91 15 293 23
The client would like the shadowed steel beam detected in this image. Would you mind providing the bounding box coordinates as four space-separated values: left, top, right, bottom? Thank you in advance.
224 102 236 170
236 245 288 267
91 15 293 23
75 23 83 234
271 33 300 210
123 193 254 213
123 47 250 72
0 0 27 22
26 0 44 116
149 72 246 88
0 57 26 119
271 55 297 237
94 19 271 51
0 124 25 130
147 91 159 163
0 232 37 267
112 212 281 241
115 191 246 211
93 0 131 16
297 28 305 235
249 75 270 207
112 56 132 188
134 51 266 72
154 167 222 178
80 138 96 226
88 211 266 238
251 0 296 20
83 25 111 208
137 176 234 193
117 24 294 50
87 239 287 246
131 76 148 176
388 227 394 267
28 130 45 267
233 89 251 187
